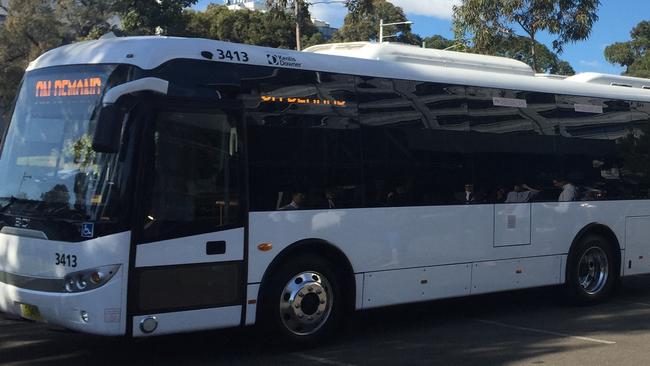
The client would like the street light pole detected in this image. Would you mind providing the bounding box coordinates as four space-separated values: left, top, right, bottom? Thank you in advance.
379 19 413 43
295 0 301 51
294 0 346 51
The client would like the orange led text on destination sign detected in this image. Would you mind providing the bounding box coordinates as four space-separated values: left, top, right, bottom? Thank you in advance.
35 78 103 98
261 95 346 107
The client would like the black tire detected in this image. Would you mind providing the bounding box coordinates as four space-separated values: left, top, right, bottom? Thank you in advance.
565 234 618 304
258 254 346 346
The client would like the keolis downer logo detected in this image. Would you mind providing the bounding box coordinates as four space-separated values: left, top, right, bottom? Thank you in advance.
266 53 302 68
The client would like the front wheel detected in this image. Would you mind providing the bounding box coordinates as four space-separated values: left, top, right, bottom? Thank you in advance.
259 254 344 345
565 234 618 304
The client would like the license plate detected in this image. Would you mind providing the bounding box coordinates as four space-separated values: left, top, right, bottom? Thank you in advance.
19 303 43 322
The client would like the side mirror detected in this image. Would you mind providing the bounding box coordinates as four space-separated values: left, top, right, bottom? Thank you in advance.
92 105 123 153
92 77 170 154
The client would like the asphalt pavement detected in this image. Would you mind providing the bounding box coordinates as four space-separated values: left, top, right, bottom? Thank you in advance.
4 275 650 365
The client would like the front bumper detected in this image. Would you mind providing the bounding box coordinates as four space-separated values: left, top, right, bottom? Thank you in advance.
0 268 126 335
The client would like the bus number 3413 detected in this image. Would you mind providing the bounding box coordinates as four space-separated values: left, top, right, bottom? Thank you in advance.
55 253 77 267
216 49 249 62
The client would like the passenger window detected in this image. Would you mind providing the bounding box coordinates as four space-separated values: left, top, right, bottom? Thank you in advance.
142 110 241 242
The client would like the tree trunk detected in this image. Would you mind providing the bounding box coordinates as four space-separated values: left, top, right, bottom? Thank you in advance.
295 0 302 51
530 32 538 73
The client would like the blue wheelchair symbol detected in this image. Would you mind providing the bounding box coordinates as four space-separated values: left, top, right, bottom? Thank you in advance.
81 223 94 238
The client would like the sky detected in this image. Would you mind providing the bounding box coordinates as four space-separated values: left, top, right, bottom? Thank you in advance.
194 0 650 75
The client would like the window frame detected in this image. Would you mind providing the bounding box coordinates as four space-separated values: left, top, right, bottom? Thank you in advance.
137 98 247 244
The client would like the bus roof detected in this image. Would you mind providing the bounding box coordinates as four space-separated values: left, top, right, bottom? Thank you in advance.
27 36 650 102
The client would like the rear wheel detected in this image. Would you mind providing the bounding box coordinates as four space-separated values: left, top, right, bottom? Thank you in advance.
566 234 618 304
259 254 344 345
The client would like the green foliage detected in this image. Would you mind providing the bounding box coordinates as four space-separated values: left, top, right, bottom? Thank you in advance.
184 5 317 49
490 35 575 75
117 0 197 35
332 0 420 45
57 0 122 40
453 0 599 71
422 35 455 50
0 0 66 125
604 21 650 78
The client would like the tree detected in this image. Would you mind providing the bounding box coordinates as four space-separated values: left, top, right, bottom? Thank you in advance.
57 0 122 40
490 35 575 75
265 0 316 51
332 0 420 45
453 0 600 72
184 4 316 50
116 0 197 35
423 35 455 50
0 0 122 131
604 21 650 78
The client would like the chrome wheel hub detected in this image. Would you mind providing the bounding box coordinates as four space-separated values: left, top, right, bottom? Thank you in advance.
279 271 333 336
578 246 609 295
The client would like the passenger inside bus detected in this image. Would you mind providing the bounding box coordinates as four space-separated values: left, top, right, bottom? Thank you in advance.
279 191 306 210
505 184 540 203
553 178 578 202
454 183 485 204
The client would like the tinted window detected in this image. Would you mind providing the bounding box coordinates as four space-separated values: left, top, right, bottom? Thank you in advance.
467 88 559 204
551 96 636 200
243 67 362 211
359 79 473 207
357 77 427 128
142 110 242 242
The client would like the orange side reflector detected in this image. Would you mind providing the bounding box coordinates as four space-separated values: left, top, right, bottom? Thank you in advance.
257 243 273 251
248 299 257 304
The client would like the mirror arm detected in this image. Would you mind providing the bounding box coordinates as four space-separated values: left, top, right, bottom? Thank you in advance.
92 78 169 153
102 77 169 106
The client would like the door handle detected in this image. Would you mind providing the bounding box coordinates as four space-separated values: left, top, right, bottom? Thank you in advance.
206 241 226 255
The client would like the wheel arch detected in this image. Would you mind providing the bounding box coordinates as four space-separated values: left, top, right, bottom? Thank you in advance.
567 222 622 279
258 238 357 310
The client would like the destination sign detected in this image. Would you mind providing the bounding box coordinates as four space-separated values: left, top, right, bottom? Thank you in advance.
261 95 346 107
35 77 103 98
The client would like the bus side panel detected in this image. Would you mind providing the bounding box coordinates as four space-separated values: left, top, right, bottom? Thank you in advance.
470 255 563 295
247 205 495 284
362 263 471 309
531 201 629 259
624 216 650 275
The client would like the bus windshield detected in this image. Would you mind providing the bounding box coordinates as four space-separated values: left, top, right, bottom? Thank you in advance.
0 65 125 222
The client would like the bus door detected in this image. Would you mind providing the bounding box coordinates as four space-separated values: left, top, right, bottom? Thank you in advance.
130 102 245 336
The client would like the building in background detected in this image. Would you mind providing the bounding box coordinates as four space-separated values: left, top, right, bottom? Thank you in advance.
312 18 336 40
222 0 338 39
224 0 268 12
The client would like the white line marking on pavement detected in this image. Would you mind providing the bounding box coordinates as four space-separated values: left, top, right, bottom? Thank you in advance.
295 353 358 366
474 319 616 345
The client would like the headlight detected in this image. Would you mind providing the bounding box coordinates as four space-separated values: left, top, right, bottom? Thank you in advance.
63 264 121 293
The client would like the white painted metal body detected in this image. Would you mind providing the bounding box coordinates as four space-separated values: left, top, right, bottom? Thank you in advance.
0 232 131 335
247 200 650 310
27 37 650 102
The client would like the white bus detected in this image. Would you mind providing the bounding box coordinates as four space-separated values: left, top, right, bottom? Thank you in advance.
2 36 650 344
